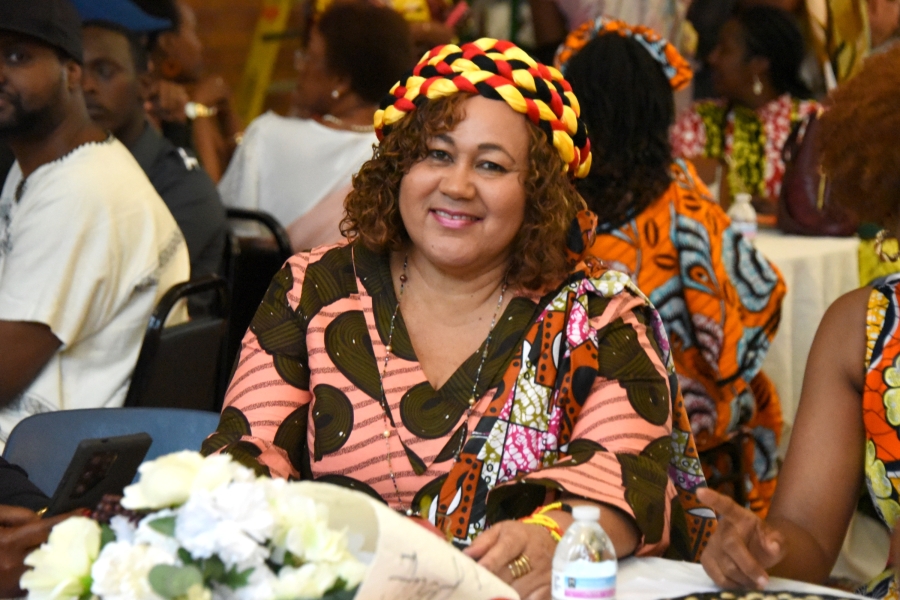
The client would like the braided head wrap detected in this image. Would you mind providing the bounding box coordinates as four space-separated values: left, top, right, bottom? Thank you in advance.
374 38 592 179
555 17 693 91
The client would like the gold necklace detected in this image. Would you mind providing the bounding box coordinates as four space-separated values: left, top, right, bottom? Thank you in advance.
379 254 508 515
321 113 375 133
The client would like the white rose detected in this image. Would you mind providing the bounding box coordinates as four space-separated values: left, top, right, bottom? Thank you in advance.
229 566 277 600
334 556 368 590
175 483 273 568
108 515 137 545
185 584 212 600
133 510 181 556
20 517 101 600
272 564 338 600
122 452 245 510
285 523 350 565
90 541 176 600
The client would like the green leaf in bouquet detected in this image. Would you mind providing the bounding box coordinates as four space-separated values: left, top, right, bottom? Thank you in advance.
200 556 226 582
221 565 254 590
148 515 177 537
178 548 195 565
321 586 358 600
149 564 204 599
282 550 303 568
78 575 94 600
100 524 116 549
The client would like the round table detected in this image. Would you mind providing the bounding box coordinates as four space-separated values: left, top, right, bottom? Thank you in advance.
754 230 860 451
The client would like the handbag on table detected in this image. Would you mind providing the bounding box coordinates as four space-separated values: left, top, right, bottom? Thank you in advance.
777 108 858 236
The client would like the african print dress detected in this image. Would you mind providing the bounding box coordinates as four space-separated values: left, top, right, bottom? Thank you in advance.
581 160 786 516
670 94 820 204
202 240 716 560
859 273 900 599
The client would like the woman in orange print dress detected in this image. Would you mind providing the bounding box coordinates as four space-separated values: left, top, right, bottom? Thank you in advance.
695 46 900 597
558 17 786 517
202 39 716 599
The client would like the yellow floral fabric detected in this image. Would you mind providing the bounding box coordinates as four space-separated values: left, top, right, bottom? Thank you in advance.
860 274 900 599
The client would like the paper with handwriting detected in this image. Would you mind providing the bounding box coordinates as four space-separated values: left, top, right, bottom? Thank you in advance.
294 482 519 600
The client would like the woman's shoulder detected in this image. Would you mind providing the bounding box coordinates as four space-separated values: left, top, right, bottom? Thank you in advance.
289 240 351 269
662 160 726 220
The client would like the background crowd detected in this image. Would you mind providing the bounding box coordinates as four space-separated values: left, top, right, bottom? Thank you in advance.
0 0 899 598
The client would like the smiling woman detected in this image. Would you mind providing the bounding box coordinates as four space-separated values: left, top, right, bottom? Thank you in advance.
203 38 716 600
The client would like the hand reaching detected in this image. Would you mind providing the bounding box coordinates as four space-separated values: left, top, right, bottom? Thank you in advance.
145 79 190 126
698 488 786 589
0 505 69 598
464 520 557 600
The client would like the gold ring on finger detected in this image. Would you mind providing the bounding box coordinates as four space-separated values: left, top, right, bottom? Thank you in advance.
507 553 532 580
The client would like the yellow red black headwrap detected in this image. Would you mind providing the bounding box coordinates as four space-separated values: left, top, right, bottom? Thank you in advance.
374 38 592 179
555 17 693 92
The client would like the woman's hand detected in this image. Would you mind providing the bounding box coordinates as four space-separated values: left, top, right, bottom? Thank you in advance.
0 506 68 598
145 79 190 125
698 488 786 589
464 520 557 600
192 75 232 111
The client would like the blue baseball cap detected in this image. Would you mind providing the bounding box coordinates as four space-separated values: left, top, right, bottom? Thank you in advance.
71 0 171 32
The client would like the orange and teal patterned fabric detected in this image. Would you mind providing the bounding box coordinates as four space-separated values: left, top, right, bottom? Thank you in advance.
583 160 786 516
202 239 716 560
859 273 900 600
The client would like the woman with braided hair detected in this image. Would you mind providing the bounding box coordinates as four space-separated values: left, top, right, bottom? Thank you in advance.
559 18 786 517
203 38 715 597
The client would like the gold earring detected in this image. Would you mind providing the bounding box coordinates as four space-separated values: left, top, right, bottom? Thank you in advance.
752 74 763 96
875 229 900 262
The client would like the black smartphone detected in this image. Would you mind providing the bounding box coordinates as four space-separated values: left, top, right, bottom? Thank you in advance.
43 433 153 517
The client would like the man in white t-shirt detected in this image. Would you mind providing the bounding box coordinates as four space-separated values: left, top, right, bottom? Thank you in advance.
0 0 190 449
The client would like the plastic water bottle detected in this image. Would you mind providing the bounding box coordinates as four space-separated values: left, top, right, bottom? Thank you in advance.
552 505 617 600
727 192 758 242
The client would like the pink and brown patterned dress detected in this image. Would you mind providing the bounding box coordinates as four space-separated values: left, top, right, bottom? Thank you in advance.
202 238 716 560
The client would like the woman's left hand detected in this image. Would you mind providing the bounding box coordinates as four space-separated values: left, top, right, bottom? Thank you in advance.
464 520 557 600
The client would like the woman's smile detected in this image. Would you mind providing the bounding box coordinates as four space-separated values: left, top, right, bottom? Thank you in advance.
430 208 482 228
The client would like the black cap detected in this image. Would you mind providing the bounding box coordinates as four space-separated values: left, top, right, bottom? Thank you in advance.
0 0 83 63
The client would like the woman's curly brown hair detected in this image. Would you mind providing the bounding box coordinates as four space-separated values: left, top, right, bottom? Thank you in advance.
819 45 900 225
341 93 585 292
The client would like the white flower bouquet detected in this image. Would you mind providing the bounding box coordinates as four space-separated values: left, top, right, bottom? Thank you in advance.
20 451 518 600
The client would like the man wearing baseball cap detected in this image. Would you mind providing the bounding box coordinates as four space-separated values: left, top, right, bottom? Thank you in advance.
0 0 189 442
77 2 227 283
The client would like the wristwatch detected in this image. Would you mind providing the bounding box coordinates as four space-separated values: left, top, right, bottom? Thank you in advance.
184 101 218 119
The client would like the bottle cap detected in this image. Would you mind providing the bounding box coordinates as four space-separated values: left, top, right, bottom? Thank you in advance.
572 505 601 522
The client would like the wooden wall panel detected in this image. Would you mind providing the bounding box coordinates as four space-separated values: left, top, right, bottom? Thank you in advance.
191 0 301 117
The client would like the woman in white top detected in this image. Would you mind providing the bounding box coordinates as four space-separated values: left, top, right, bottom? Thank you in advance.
218 2 414 250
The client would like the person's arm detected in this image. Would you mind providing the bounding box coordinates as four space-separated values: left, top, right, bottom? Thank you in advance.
0 506 70 598
201 254 314 478
0 321 60 407
0 458 49 511
700 286 870 587
191 76 243 183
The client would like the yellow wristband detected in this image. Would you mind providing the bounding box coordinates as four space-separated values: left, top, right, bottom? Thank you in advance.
519 502 565 541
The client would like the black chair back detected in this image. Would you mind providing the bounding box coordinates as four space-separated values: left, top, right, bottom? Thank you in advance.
223 208 293 372
124 275 229 412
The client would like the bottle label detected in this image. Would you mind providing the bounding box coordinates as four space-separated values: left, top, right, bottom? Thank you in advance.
552 560 616 599
731 220 757 241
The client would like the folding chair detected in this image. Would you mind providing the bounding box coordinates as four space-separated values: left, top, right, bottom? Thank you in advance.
2 407 221 496
124 275 229 411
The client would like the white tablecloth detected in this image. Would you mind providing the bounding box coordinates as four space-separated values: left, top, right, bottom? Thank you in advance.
619 557 867 600
755 231 860 448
